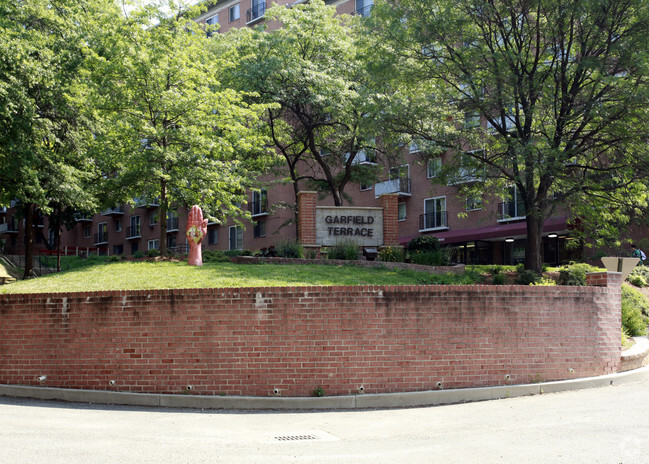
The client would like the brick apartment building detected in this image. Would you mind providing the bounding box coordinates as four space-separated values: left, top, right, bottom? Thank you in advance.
0 0 579 266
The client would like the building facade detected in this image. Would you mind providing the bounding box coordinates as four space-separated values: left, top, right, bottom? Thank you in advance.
0 0 581 266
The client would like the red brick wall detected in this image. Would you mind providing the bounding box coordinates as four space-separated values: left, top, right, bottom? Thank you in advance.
379 194 399 246
297 191 317 246
0 275 622 397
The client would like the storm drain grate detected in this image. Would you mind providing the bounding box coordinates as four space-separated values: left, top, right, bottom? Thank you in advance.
274 434 320 442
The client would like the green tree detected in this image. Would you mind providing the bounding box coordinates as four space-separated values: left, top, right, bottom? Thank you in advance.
0 0 115 277
229 0 387 216
369 0 649 272
91 1 274 255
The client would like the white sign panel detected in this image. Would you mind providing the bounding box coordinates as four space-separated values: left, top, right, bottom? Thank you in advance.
316 207 383 247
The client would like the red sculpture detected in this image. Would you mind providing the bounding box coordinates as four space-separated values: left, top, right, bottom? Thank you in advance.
186 205 208 266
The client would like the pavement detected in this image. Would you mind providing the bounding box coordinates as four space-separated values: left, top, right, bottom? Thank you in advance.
2 337 649 410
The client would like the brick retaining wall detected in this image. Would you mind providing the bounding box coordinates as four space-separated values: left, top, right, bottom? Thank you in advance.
0 273 622 397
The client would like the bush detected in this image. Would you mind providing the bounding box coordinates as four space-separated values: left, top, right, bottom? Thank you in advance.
516 269 540 285
133 251 145 259
406 235 441 253
629 274 648 288
492 273 506 285
328 241 359 260
202 250 231 263
556 262 600 286
275 239 303 259
628 266 649 287
147 249 160 258
409 248 452 266
621 285 649 336
378 246 402 263
223 249 252 257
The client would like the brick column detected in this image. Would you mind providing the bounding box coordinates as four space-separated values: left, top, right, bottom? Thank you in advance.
297 191 317 246
379 194 399 246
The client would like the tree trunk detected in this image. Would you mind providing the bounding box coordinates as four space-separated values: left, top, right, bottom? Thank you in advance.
159 181 167 256
23 202 35 279
525 212 545 274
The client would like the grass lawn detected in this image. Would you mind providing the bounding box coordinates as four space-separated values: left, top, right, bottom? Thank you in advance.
0 259 480 294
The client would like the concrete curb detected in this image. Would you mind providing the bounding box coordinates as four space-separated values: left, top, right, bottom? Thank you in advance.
2 365 649 410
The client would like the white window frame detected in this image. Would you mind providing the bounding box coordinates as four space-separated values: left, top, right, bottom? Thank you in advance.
229 4 240 22
427 157 442 178
115 219 122 233
398 202 407 221
208 227 218 245
148 239 159 251
229 225 243 250
465 195 482 211
83 225 91 238
130 215 141 237
206 14 218 26
149 213 158 226
421 196 448 231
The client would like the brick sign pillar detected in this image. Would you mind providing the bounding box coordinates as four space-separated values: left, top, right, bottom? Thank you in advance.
379 193 399 246
297 191 317 246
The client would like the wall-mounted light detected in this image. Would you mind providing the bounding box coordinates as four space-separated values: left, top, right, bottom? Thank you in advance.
548 233 558 238
505 237 515 243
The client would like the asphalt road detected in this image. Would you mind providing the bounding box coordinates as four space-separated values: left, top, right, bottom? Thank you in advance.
1 379 648 464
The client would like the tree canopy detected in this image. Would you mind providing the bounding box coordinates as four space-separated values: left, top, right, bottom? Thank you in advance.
369 0 649 271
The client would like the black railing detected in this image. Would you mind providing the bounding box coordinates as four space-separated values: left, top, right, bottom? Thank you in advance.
94 232 108 245
246 1 266 22
167 217 179 232
126 226 141 239
419 211 448 230
497 201 526 220
101 206 124 216
355 5 373 17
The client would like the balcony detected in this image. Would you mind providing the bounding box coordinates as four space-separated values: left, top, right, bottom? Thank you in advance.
101 206 124 216
246 1 266 24
94 232 108 245
355 4 372 17
0 223 19 234
73 213 93 222
134 198 159 209
497 201 526 222
167 217 179 233
374 177 411 198
0 206 7 214
419 211 449 232
126 226 141 240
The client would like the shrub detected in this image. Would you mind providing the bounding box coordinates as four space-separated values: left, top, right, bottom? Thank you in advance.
629 274 648 288
406 235 441 253
328 241 359 260
378 246 402 263
621 285 649 336
409 249 452 266
275 239 303 259
516 269 540 285
106 255 120 263
556 262 600 286
628 266 649 287
492 273 506 285
202 250 230 263
147 249 160 258
133 251 145 259
223 249 252 257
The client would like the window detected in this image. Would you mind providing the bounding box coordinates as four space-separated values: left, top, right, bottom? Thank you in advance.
498 186 525 221
253 220 266 238
148 239 159 251
398 203 407 221
466 195 482 211
229 4 240 22
421 197 447 230
129 215 141 238
409 139 421 153
360 181 373 191
427 157 442 178
248 0 266 22
167 210 178 231
83 225 91 238
389 164 409 180
98 222 107 241
464 111 481 129
208 227 218 245
149 213 158 226
229 225 243 250
131 242 138 254
251 189 268 216
167 235 176 250
355 0 373 17
113 244 124 255
115 219 122 232
205 14 218 36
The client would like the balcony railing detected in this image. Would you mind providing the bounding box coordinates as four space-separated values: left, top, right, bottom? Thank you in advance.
94 232 108 245
167 217 179 232
0 223 19 234
497 201 526 221
355 5 373 17
246 1 266 23
101 206 124 216
419 211 449 231
374 177 411 198
126 226 141 239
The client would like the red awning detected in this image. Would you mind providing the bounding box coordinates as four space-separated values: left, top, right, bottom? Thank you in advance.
399 216 568 246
